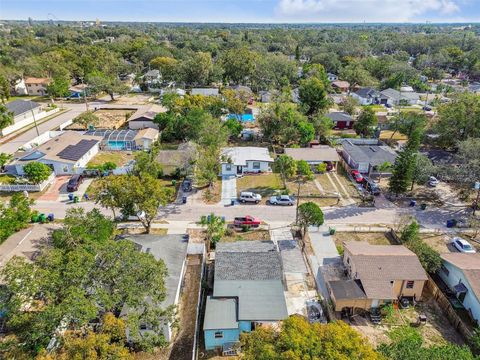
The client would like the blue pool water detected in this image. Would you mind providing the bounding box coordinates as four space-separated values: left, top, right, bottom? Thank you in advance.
107 141 127 150
227 113 255 122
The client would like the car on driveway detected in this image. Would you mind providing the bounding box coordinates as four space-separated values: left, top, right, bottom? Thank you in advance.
234 215 261 227
239 191 262 204
351 170 364 183
362 177 380 195
269 195 294 206
428 176 439 187
67 174 83 192
451 237 476 253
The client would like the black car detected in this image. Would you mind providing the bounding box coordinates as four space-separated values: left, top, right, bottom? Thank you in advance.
362 177 380 196
182 179 193 192
67 174 83 192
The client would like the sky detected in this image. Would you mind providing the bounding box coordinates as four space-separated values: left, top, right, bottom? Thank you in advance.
1 0 479 23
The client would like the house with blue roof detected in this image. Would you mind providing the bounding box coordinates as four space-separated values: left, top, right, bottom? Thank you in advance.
203 241 288 353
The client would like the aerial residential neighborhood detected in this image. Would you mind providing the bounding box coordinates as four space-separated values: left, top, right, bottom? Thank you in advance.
1 2 480 360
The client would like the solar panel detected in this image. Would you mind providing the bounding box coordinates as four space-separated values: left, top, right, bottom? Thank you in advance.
57 139 98 162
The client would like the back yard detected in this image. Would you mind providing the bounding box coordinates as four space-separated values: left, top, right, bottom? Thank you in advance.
87 151 134 168
67 108 135 130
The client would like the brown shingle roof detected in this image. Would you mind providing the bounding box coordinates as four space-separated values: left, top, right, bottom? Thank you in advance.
345 241 428 299
24 77 51 85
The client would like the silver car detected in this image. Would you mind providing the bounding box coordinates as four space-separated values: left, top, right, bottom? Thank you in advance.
239 191 262 204
269 195 294 206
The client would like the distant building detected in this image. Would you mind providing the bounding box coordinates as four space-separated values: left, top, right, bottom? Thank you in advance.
191 88 219 96
379 88 420 106
351 87 379 105
127 104 166 130
24 77 51 96
331 80 350 93
325 111 355 130
2 100 42 136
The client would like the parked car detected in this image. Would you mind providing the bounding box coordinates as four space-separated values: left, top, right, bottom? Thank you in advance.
451 237 476 253
422 105 432 111
182 179 192 192
428 176 439 187
67 174 84 192
351 170 364 183
239 191 262 204
325 161 334 171
362 177 380 196
234 215 261 227
269 195 294 206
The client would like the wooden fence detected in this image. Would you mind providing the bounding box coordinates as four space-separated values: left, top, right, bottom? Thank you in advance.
426 276 473 340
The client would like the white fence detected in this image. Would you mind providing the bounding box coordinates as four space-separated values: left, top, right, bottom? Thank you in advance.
23 131 64 151
0 172 55 192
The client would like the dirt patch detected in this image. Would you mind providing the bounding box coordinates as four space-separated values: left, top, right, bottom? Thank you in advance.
200 179 222 204
333 231 392 248
67 108 135 130
87 151 135 168
419 233 450 253
221 229 271 242
349 287 465 348
110 94 154 105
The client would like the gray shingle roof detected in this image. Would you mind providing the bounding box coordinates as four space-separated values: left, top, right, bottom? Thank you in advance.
6 100 41 118
354 87 378 98
124 234 188 307
215 252 283 281
216 240 276 253
342 140 397 166
325 112 353 122
285 146 339 163
203 297 238 330
380 88 419 102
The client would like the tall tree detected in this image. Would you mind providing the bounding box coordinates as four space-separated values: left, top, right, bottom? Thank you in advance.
297 202 324 240
273 154 297 188
221 47 258 84
0 74 10 103
298 76 329 116
46 76 70 98
0 104 14 131
354 107 377 137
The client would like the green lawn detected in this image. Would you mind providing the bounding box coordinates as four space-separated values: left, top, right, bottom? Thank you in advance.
0 174 16 184
237 174 284 197
7 95 50 103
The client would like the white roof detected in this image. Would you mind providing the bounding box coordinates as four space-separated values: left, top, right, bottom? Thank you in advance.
221 147 273 166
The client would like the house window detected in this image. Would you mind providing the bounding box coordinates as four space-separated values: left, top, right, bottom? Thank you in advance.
406 281 415 289
214 331 223 339
226 164 232 171
252 162 260 170
63 166 69 173
441 265 450 276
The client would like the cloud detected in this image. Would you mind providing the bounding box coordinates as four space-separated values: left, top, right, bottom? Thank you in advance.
276 0 461 22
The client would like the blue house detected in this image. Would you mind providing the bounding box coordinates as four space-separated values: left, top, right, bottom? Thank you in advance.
438 253 480 325
203 241 288 352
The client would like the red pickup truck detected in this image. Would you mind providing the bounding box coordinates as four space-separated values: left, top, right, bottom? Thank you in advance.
234 215 261 227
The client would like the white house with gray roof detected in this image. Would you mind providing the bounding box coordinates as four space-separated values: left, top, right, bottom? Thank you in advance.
2 100 44 136
379 88 420 106
340 139 397 175
220 147 273 176
203 241 288 351
191 88 219 96
120 234 188 343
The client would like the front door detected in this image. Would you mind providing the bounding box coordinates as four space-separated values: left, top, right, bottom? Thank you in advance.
237 166 242 175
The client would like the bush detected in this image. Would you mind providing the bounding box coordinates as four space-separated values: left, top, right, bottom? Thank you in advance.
23 162 52 184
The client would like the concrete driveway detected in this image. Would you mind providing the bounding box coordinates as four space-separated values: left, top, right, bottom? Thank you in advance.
221 175 237 206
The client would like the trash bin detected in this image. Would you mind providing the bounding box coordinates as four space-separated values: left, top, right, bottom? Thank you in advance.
73 196 79 203
420 203 427 210
329 227 336 235
182 196 187 204
172 180 177 186
410 200 417 207
31 214 39 223
231 200 235 206
38 213 46 223
446 219 457 228
47 213 54 222
68 193 74 201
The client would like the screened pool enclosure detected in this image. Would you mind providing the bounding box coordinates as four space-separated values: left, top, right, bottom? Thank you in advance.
84 129 138 151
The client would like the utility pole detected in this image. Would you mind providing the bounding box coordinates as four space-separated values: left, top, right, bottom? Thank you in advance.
28 100 40 137
80 77 89 112
474 182 480 216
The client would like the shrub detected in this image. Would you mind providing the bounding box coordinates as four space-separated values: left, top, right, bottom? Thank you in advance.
23 162 52 184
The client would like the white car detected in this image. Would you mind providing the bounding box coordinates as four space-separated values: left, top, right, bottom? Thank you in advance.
451 237 476 253
428 176 439 187
269 195 294 206
239 191 262 204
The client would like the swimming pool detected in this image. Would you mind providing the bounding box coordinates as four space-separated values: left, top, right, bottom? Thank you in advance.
107 141 131 150
227 113 255 122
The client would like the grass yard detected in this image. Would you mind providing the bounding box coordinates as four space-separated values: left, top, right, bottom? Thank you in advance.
221 229 271 243
87 151 134 168
379 130 408 141
237 173 285 198
286 179 321 197
0 174 16 184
